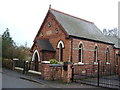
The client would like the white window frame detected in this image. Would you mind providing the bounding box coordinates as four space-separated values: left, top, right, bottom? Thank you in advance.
32 50 40 61
78 44 83 63
57 40 64 48
106 48 110 64
94 46 98 64
57 40 64 62
78 44 84 65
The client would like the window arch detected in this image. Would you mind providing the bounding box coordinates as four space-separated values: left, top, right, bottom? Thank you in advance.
106 48 110 62
57 40 64 62
78 44 83 62
57 40 64 48
32 50 40 61
94 46 98 62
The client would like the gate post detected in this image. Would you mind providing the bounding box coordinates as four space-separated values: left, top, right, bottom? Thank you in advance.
118 73 120 89
63 62 72 83
12 58 19 70
97 60 100 86
118 52 120 88
41 61 51 80
71 64 74 82
23 61 26 74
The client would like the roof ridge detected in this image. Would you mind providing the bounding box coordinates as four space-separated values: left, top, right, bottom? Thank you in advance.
50 8 94 24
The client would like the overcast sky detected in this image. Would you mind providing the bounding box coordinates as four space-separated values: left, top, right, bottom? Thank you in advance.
0 0 119 47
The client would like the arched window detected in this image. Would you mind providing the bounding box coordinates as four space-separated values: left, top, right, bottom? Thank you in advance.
57 40 64 62
94 46 98 62
106 48 110 62
78 44 83 62
34 52 39 62
59 43 63 61
32 50 40 71
32 50 40 61
116 54 118 65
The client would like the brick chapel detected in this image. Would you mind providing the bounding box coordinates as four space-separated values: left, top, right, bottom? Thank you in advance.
30 7 120 75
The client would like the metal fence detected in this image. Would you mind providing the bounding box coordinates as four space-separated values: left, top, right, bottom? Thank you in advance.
73 60 120 89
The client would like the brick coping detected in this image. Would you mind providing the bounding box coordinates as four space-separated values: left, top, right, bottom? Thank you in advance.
15 67 41 75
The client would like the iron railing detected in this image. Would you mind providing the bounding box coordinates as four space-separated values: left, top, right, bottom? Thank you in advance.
72 60 120 89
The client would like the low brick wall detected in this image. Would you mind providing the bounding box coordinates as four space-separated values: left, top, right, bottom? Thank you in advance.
50 64 63 81
41 63 72 83
41 63 51 80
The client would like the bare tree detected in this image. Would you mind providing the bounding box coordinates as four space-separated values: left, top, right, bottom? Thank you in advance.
103 28 118 37
103 29 108 35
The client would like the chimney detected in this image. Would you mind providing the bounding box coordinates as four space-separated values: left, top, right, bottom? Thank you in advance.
49 4 51 9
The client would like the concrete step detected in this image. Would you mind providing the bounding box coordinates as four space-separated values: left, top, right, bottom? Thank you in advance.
14 67 42 76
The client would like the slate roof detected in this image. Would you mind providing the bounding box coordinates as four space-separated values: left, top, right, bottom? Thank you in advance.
106 36 120 48
119 39 120 48
50 9 113 44
36 39 55 51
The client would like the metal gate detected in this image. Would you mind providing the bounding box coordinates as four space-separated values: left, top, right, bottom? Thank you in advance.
73 60 120 89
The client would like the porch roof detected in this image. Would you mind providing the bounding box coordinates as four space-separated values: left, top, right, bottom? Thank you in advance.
37 39 55 52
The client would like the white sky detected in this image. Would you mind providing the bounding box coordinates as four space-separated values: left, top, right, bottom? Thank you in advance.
0 0 119 47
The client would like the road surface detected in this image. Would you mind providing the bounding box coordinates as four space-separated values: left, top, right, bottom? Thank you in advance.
2 68 111 89
2 69 48 88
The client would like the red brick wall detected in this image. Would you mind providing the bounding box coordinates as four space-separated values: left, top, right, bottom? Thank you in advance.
114 49 120 64
71 38 116 76
31 10 119 82
35 12 71 62
32 10 116 65
50 66 62 80
72 38 115 64
32 42 42 62
30 43 42 71
42 63 51 80
43 52 55 61
114 48 120 74
41 63 63 81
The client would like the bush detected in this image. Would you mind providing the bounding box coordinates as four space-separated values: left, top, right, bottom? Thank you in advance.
49 59 58 64
57 61 63 64
18 60 25 68
2 58 13 69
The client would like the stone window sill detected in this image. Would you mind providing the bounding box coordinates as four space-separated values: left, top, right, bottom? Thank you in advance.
106 62 110 64
41 61 50 64
94 62 98 65
78 62 84 65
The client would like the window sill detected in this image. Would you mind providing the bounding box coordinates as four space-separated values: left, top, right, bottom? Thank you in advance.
41 61 50 64
94 62 98 65
78 62 84 65
106 62 110 64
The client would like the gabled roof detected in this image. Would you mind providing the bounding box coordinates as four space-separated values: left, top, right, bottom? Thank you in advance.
37 39 55 52
50 8 113 44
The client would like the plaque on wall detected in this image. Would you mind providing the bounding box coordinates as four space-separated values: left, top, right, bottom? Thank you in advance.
46 30 52 35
